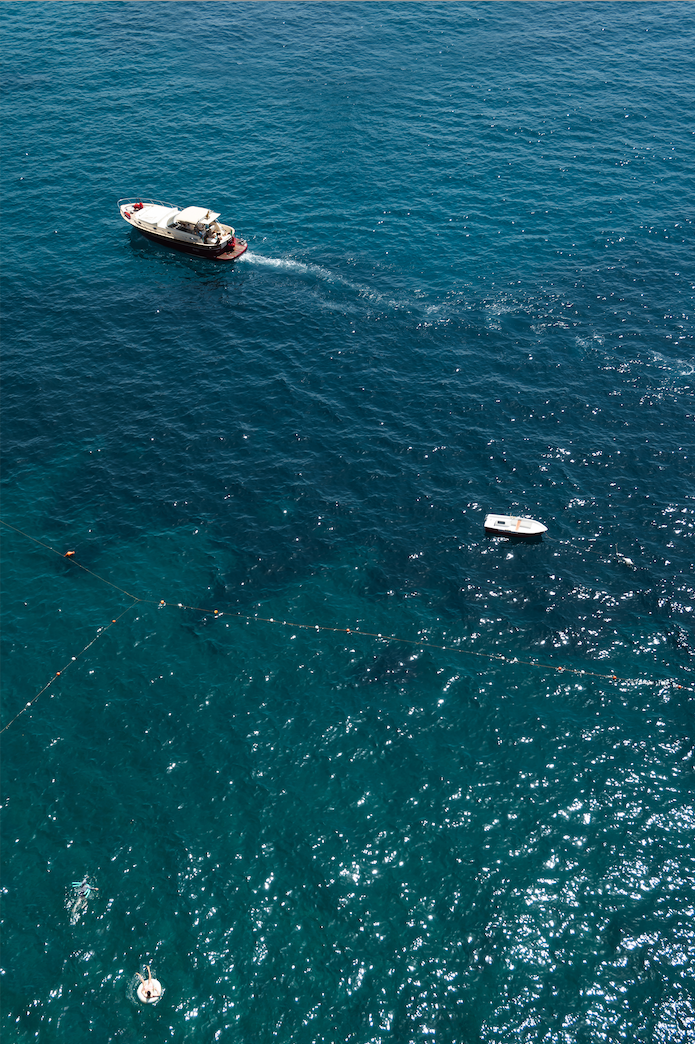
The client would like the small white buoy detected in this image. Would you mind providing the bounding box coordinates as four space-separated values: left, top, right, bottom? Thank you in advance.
136 965 162 1004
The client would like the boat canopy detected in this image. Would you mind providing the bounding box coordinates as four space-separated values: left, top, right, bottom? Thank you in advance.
176 206 220 226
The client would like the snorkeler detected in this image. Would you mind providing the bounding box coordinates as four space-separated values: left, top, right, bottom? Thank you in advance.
71 877 98 898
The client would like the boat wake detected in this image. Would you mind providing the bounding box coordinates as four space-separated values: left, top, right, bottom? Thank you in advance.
239 252 430 319
240 252 337 283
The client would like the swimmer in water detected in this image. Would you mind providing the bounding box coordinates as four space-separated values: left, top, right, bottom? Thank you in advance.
67 877 98 925
136 966 162 1003
72 878 98 899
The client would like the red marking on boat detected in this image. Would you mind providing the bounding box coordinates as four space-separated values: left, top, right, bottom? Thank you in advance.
215 238 248 261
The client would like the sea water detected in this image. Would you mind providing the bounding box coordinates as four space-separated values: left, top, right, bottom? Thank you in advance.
1 3 694 1041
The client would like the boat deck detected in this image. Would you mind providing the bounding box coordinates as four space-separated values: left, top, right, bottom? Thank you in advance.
215 238 248 261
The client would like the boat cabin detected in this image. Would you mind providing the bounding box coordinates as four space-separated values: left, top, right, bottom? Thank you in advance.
168 206 233 244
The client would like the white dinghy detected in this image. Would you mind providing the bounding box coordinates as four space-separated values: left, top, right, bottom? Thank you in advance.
484 514 547 537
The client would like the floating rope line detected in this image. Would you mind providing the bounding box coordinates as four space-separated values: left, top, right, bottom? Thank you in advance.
150 600 625 683
1 517 691 734
233 615 631 683
0 518 141 602
165 606 684 688
0 600 138 733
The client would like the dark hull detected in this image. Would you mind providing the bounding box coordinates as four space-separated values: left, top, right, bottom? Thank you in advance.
136 226 247 260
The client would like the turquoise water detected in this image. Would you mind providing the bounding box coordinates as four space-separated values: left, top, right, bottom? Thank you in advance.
2 3 694 1041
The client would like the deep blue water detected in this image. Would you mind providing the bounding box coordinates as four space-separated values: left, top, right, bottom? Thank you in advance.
2 3 694 1041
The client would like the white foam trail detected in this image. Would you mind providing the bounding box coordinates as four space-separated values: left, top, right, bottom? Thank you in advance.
240 252 333 281
239 252 474 322
239 252 418 315
650 351 694 378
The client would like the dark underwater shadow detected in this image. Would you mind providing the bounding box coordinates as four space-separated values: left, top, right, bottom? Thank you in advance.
484 532 544 546
123 229 245 287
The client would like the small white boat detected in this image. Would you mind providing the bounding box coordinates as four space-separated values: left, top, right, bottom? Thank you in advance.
484 513 547 537
118 198 248 260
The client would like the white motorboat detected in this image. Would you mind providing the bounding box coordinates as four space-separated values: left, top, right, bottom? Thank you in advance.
484 514 548 537
118 198 248 260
